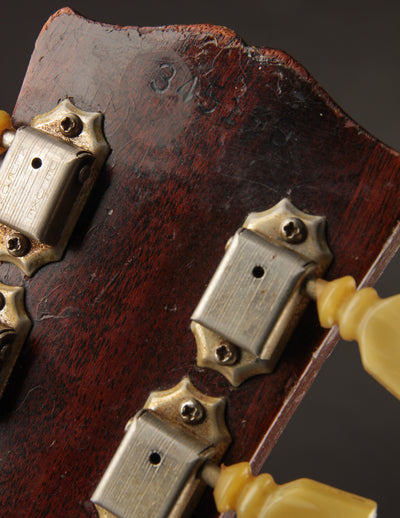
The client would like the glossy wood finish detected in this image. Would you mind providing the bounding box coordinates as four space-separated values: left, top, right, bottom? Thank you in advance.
0 8 399 517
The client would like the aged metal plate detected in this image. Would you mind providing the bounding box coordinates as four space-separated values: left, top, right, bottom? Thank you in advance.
192 228 309 356
92 411 206 518
0 126 93 244
0 99 109 275
0 283 31 398
92 378 231 518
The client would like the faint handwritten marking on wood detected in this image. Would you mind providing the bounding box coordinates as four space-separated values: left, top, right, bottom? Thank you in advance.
150 63 176 93
177 76 198 103
197 80 222 114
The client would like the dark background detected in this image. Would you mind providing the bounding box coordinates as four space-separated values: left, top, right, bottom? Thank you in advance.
2 1 399 515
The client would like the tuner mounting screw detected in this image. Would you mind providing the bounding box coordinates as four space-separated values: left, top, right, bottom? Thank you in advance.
280 217 307 244
180 398 205 425
215 342 239 366
60 113 83 138
6 233 31 257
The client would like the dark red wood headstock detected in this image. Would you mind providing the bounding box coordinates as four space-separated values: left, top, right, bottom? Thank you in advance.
0 9 399 517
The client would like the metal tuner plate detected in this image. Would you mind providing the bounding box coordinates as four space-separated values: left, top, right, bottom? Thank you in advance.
92 378 231 518
0 282 31 398
191 198 332 386
0 99 109 275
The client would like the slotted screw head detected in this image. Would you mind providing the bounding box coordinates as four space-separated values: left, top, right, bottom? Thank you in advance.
6 234 31 257
280 217 307 244
215 342 239 365
60 114 83 137
180 398 205 424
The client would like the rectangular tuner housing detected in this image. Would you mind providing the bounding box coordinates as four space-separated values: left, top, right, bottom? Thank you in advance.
192 228 310 358
0 100 109 276
92 411 207 518
191 199 332 386
0 126 93 245
91 378 230 518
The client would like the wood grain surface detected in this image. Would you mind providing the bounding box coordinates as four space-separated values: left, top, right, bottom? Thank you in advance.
0 8 399 517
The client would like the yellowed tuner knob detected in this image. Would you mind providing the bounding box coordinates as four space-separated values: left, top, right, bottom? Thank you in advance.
315 276 400 400
0 110 13 154
212 462 377 518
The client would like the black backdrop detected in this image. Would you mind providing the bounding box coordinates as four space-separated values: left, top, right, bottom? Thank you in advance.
2 1 400 515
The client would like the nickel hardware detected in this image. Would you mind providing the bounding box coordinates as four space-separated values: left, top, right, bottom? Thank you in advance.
191 198 332 385
0 100 109 275
91 378 230 518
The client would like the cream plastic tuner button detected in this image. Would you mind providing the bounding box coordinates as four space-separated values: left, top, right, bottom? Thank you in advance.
314 276 400 400
205 461 377 518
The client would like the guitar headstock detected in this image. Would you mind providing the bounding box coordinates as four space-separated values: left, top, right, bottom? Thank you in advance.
1 7 399 517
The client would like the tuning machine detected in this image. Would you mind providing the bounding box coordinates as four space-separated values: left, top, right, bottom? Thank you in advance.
0 100 109 275
92 378 376 518
191 198 332 386
92 378 231 518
